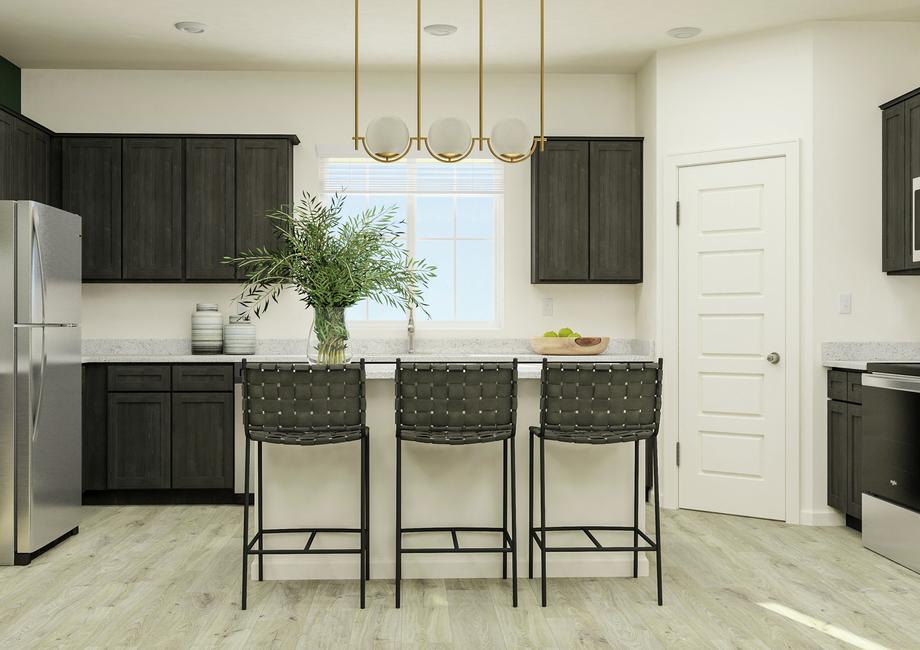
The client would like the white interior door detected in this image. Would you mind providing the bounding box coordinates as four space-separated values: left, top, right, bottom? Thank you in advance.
677 157 786 520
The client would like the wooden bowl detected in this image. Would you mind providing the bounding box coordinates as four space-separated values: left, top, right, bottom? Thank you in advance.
529 336 609 356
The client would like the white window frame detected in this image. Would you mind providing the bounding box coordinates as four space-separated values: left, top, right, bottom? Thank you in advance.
320 153 504 330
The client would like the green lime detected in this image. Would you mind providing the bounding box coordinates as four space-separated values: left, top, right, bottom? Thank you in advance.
543 331 558 337
572 332 582 338
558 327 574 337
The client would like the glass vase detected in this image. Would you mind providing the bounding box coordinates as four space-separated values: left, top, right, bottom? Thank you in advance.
308 305 351 364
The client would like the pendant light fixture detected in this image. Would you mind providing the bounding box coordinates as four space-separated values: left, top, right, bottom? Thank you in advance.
353 0 545 164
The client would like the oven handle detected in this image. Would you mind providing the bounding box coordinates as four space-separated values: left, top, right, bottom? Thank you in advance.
863 373 920 393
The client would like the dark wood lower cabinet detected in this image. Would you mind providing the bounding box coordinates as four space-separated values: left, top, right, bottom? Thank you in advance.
826 369 864 525
172 392 234 489
85 363 237 501
107 392 171 489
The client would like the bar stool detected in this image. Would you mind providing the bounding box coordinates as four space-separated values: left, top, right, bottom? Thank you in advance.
240 360 370 610
394 360 519 608
529 359 664 607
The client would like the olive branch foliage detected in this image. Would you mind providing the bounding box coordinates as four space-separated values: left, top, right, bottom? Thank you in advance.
225 192 437 319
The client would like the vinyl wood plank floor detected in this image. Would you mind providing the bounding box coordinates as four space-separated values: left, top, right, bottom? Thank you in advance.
0 505 918 649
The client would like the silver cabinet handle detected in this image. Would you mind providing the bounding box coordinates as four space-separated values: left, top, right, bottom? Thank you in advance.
766 352 781 365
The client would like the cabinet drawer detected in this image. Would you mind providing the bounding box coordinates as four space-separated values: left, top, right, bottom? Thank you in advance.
847 372 863 404
108 365 171 391
172 364 234 391
827 370 848 401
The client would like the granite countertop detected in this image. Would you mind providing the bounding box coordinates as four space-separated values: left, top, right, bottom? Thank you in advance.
82 338 657 379
822 342 920 371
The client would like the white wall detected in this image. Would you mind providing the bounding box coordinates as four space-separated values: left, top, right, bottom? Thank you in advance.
811 22 920 516
650 26 818 519
22 69 639 341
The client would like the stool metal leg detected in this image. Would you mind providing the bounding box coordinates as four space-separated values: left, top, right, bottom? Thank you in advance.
365 432 371 580
502 439 508 580
632 440 639 579
257 441 264 582
241 437 250 611
528 429 534 580
360 435 366 609
510 436 518 608
652 437 663 606
539 434 547 607
395 436 402 609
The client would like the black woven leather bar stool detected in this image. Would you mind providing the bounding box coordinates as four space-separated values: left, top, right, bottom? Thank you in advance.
240 360 370 610
394 360 519 608
529 359 664 607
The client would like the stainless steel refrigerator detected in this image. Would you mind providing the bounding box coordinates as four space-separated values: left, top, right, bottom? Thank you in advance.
0 201 81 565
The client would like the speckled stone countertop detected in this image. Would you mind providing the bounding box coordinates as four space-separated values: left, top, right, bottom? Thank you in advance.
822 342 920 370
82 338 657 379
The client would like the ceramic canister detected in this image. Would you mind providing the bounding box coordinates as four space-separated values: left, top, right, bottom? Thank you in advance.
191 303 223 354
223 316 257 355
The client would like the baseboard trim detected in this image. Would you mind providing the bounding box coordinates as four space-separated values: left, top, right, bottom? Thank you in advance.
799 508 845 527
249 554 651 581
82 489 252 506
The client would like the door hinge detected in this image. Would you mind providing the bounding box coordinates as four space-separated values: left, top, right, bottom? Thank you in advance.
676 201 680 226
676 441 681 467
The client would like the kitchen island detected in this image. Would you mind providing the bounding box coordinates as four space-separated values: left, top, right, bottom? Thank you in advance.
83 340 657 580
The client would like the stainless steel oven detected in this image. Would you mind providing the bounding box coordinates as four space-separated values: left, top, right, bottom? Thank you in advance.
862 365 920 573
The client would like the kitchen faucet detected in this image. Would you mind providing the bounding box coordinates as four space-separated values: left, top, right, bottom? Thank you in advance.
407 305 416 354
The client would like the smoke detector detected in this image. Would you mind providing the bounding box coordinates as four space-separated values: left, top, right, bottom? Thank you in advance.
667 27 702 39
175 21 208 34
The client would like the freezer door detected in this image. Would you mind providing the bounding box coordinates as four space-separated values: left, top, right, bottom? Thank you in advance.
15 201 81 327
15 324 81 555
0 203 14 564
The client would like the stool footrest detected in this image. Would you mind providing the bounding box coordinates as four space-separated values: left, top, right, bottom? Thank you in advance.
530 525 658 553
399 526 514 554
246 527 366 555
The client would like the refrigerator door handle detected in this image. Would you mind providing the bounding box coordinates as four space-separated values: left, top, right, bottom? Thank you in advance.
32 328 46 441
33 217 47 325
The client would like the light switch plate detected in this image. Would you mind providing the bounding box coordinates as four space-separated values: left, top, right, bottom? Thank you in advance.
542 297 554 317
839 293 852 315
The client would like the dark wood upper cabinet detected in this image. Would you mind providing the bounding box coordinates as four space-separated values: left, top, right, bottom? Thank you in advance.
107 392 171 489
122 138 184 280
235 138 293 278
589 140 642 281
531 137 643 283
186 139 236 280
0 110 12 199
531 140 590 282
30 127 50 205
61 137 123 280
880 87 920 274
10 119 32 200
172 392 234 489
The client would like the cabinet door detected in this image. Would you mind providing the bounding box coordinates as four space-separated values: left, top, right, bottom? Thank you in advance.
531 140 590 282
10 117 31 199
589 140 642 281
906 95 920 271
61 137 122 279
108 393 171 489
882 104 907 272
846 403 863 519
0 110 11 199
827 400 847 512
172 392 234 489
122 138 183 279
30 127 50 205
82 365 108 491
235 138 292 279
186 139 236 280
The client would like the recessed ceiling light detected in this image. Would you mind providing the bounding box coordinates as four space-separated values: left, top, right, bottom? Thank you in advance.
667 26 702 39
174 21 208 34
424 24 458 37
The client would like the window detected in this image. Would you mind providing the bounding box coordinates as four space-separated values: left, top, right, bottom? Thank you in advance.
320 156 503 326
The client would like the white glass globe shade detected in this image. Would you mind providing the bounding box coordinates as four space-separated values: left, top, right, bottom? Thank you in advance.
427 117 472 160
490 118 534 160
365 116 410 160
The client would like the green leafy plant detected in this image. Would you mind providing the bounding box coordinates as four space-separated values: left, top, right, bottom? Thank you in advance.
225 192 436 361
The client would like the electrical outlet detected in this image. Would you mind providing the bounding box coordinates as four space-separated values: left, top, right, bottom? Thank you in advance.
542 297 554 317
839 293 852 315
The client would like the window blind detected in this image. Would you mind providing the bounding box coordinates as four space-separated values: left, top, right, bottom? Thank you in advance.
320 156 504 195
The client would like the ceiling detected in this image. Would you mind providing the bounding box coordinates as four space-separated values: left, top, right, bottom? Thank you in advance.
2 0 920 73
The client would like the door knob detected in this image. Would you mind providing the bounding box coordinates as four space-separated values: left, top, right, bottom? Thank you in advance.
766 352 781 365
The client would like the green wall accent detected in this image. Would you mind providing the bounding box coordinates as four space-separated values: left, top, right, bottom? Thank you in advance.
0 56 21 112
